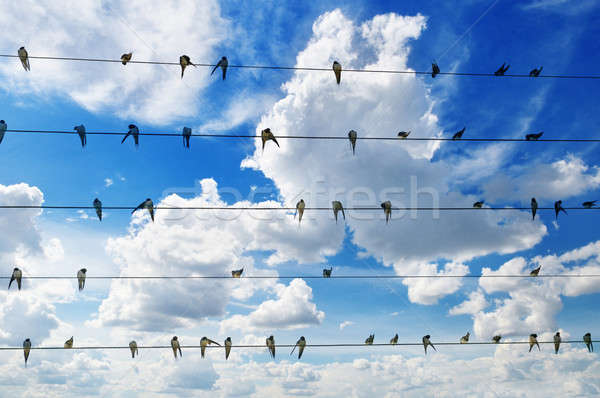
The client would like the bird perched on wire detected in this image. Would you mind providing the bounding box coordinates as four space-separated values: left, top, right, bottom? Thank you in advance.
74 125 86 147
179 55 195 79
23 338 31 367
18 47 30 71
211 56 228 80
93 198 102 221
9 267 22 291
531 198 538 221
129 341 138 358
323 267 332 278
348 130 357 155
200 337 221 358
554 332 561 354
171 336 182 358
121 124 139 146
225 337 232 360
365 334 374 345
530 265 541 277
132 198 154 222
525 132 543 141
231 268 243 278
295 199 305 224
266 335 276 359
290 336 306 359
121 52 132 65
554 200 567 220
0 120 6 145
431 62 440 78
584 333 593 352
381 201 392 224
529 334 540 352
64 337 74 349
332 61 342 84
423 335 436 354
494 63 510 76
261 128 279 152
583 200 597 209
182 127 192 148
492 335 502 343
332 201 345 223
77 268 87 291
473 201 484 208
460 332 470 344
452 127 465 140
390 334 398 345
529 66 543 77
397 131 410 139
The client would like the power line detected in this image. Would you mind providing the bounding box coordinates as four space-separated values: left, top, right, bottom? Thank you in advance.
4 129 600 142
1 54 598 79
1 340 596 351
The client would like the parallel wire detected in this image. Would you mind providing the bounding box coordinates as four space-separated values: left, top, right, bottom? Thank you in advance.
1 54 599 79
4 129 600 142
1 340 596 350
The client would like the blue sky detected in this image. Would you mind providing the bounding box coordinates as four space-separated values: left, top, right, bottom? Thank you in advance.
0 0 600 396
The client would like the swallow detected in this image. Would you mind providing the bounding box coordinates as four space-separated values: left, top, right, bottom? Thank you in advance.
554 332 561 354
583 200 597 209
554 200 567 220
64 337 73 349
93 198 102 221
390 334 398 345
397 131 410 139
529 334 540 352
452 127 465 140
290 336 306 359
348 130 357 155
129 340 138 358
182 127 192 148
77 268 87 291
171 336 182 358
295 199 305 223
531 198 538 220
266 335 275 359
323 267 332 278
473 201 484 208
121 52 132 65
365 334 374 345
261 128 279 151
333 61 342 84
132 198 154 222
9 267 22 290
211 56 228 80
200 337 221 358
179 55 195 79
121 124 139 146
530 265 541 276
0 120 6 144
332 201 345 223
584 333 593 352
492 335 502 343
494 63 510 76
74 125 86 147
432 62 440 78
529 66 543 77
18 47 30 71
423 335 436 354
381 201 392 223
23 338 31 366
225 337 232 360
231 268 243 278
460 332 470 344
525 132 543 141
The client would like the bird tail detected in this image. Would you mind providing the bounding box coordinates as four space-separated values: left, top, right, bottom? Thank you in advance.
273 137 280 148
431 344 436 351
211 64 218 75
290 345 296 356
121 133 129 144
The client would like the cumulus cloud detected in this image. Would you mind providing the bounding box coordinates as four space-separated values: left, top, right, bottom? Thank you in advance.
449 289 489 316
339 321 354 330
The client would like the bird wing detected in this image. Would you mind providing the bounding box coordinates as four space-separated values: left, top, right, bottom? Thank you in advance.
208 339 221 346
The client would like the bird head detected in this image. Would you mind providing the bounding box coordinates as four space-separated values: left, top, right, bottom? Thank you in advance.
128 124 136 129
172 336 178 341
531 334 537 338
81 268 87 274
226 337 231 342
424 335 430 339
25 338 30 342
13 267 19 272
222 56 227 61
556 332 560 337
0 120 4 124
19 46 25 50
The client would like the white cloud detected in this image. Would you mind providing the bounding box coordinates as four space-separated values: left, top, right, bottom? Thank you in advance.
339 321 354 330
449 289 489 316
104 178 113 188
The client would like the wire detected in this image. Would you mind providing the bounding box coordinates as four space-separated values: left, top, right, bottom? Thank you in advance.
1 54 598 79
2 340 597 350
4 129 600 142
2 274 600 280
